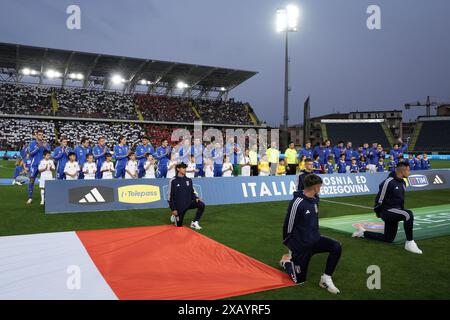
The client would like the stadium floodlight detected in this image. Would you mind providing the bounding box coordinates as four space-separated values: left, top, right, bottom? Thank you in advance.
76 73 84 80
276 5 299 32
220 87 226 91
276 4 300 148
111 74 124 84
176 81 188 89
21 68 31 76
140 79 151 85
30 70 38 75
45 69 61 78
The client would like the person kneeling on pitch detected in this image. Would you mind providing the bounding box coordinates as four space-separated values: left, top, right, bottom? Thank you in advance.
168 162 205 230
281 174 342 294
352 161 423 254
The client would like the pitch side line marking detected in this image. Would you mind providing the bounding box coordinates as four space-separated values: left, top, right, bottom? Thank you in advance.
321 199 373 210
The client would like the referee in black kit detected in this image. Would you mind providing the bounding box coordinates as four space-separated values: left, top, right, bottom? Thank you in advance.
168 162 205 230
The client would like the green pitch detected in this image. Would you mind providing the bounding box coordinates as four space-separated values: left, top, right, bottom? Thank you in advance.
0 159 449 299
321 204 450 243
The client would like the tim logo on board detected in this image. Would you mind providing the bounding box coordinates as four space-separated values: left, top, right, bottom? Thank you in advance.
118 185 161 204
69 186 115 205
407 175 429 188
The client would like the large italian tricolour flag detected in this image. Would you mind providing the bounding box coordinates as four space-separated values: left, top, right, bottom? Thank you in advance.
0 225 294 300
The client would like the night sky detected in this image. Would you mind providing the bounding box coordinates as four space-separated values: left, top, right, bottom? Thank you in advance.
1 0 449 126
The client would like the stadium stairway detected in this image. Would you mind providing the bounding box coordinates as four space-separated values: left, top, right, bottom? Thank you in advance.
408 122 423 152
245 103 259 126
134 103 144 121
190 102 202 120
381 122 396 147
321 123 328 141
50 91 58 114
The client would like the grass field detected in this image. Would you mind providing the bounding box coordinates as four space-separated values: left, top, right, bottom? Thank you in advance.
0 159 449 299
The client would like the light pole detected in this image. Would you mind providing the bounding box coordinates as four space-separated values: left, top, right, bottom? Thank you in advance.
276 5 299 148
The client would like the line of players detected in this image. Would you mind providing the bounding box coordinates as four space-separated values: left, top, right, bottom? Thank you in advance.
21 129 432 203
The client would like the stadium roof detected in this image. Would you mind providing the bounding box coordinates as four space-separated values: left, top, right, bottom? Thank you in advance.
0 42 258 96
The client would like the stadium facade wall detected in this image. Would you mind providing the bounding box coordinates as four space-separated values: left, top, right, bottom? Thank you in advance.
45 170 450 214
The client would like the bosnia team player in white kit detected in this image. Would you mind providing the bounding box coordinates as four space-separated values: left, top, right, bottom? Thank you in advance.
38 150 55 205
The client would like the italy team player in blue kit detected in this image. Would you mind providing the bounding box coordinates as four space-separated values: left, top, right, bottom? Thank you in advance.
280 174 342 294
52 137 72 180
155 139 171 178
192 138 204 177
352 161 423 254
113 136 130 179
135 136 154 178
74 137 91 179
93 136 110 179
26 129 51 204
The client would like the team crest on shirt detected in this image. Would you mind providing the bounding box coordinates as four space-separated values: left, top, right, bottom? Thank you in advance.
186 181 190 186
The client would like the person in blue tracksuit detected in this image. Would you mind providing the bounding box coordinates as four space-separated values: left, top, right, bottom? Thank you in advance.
367 142 379 172
387 155 396 172
324 140 333 162
312 155 322 174
301 141 314 160
336 154 347 174
280 174 342 294
93 136 110 179
352 162 423 254
179 139 192 165
313 141 327 165
212 142 224 177
389 144 402 163
26 129 51 204
74 137 91 179
155 139 171 178
358 155 368 173
333 141 345 163
376 158 385 172
414 154 423 171
421 154 431 170
350 158 359 173
136 136 154 178
168 162 206 229
407 154 415 170
344 142 355 166
361 143 370 158
192 138 204 177
52 137 72 180
325 156 334 174
20 143 29 159
113 136 130 179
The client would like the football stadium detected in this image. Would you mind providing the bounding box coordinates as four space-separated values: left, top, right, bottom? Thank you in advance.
0 1 449 308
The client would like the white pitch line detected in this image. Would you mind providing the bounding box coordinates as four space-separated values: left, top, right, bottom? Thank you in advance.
428 223 450 229
321 199 373 210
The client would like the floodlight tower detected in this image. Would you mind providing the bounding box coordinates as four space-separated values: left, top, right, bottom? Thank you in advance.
276 5 299 147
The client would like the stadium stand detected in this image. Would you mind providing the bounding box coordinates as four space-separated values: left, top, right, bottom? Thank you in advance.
0 83 256 125
0 118 56 150
135 94 197 123
0 83 52 116
323 121 390 147
57 121 144 149
195 98 253 125
55 88 137 120
414 117 450 152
